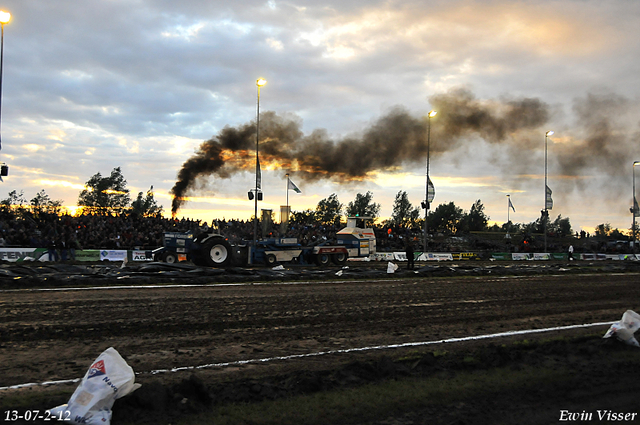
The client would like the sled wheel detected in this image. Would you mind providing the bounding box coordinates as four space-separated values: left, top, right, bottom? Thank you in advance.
265 254 278 266
162 251 179 264
332 252 348 265
315 253 331 266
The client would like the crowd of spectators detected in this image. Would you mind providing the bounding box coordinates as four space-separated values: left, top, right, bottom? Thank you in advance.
0 211 201 251
2 208 611 257
0 208 421 253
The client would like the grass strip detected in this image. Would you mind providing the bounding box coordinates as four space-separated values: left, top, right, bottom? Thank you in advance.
171 364 567 425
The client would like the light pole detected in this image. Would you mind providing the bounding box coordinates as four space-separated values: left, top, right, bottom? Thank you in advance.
0 10 10 151
252 78 266 254
544 130 553 253
632 161 640 254
423 110 437 252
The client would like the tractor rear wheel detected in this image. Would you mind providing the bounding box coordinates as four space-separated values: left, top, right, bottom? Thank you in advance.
202 238 232 267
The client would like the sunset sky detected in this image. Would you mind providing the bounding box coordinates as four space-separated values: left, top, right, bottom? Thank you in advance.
1 0 640 233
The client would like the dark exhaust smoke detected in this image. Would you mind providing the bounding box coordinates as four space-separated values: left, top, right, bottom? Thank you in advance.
170 87 551 215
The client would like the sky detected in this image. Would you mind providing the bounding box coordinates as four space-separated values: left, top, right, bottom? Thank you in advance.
1 0 640 233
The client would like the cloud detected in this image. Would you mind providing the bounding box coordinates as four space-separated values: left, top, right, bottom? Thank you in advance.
1 0 640 231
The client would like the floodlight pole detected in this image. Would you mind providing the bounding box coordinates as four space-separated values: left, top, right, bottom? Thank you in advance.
423 110 436 253
633 161 640 254
544 130 553 253
0 11 11 151
253 78 266 255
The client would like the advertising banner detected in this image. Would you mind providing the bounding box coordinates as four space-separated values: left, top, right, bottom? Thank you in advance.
75 250 101 262
452 252 482 261
0 248 47 262
417 253 453 261
369 253 394 262
579 253 608 261
130 250 152 262
394 252 408 261
100 250 127 262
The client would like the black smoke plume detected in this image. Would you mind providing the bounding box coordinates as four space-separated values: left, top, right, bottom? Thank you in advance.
170 87 551 215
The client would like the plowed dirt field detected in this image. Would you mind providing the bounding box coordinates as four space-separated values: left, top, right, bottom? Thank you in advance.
2 263 640 424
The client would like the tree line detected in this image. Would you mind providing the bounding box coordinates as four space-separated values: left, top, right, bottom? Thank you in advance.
1 167 162 218
0 167 633 239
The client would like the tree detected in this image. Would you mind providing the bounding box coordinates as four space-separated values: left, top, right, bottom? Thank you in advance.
30 189 63 216
316 193 342 225
429 202 464 234
550 214 572 237
461 200 489 232
346 191 380 218
130 186 163 218
1 190 28 213
594 223 611 237
610 228 627 240
290 209 317 226
391 191 419 227
500 221 521 234
78 167 131 214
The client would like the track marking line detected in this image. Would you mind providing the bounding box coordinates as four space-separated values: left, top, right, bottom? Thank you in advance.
0 321 614 391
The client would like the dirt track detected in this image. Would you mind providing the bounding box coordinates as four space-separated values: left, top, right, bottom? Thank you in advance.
2 264 640 423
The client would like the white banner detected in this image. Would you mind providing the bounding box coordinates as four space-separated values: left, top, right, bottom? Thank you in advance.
0 248 47 262
131 250 152 262
512 253 531 261
369 253 394 262
100 250 127 262
418 253 453 261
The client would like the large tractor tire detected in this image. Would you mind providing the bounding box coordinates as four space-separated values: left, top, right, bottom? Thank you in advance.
202 238 233 267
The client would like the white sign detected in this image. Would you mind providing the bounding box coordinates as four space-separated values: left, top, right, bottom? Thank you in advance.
100 250 127 262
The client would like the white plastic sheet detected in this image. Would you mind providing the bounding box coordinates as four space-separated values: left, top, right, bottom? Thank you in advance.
386 262 399 274
49 347 140 424
603 310 640 347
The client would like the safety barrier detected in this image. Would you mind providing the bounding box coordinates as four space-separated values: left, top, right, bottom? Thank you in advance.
0 247 637 263
0 248 152 263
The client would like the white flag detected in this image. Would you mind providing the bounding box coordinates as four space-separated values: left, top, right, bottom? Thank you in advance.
288 179 302 193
